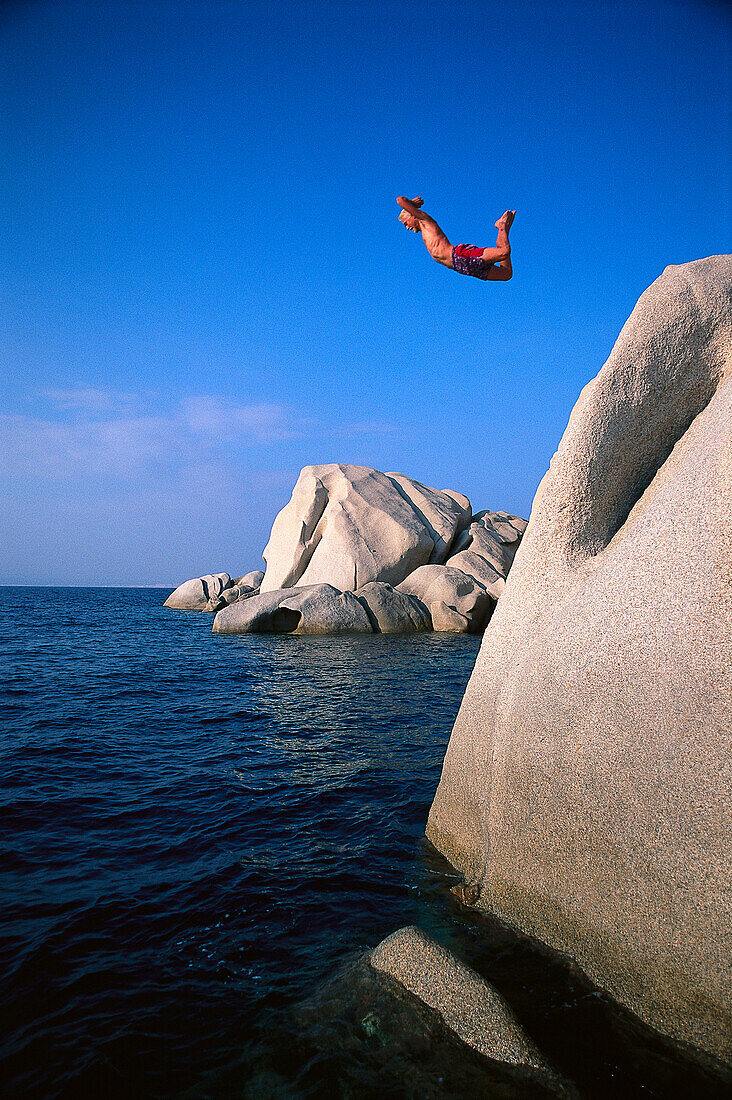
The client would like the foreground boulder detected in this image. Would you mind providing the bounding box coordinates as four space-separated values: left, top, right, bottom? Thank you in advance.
296 950 563 1097
427 256 732 1064
370 927 568 1092
213 584 373 634
260 464 471 593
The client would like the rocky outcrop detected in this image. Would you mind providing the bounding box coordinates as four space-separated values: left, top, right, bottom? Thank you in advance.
212 583 373 634
370 927 568 1092
165 469 525 632
427 256 732 1064
235 570 265 590
260 464 472 593
212 580 435 636
164 570 264 612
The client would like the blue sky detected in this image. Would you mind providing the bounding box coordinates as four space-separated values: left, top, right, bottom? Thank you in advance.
2 0 730 585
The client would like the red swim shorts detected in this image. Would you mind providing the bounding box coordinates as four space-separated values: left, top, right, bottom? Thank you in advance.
452 243 494 280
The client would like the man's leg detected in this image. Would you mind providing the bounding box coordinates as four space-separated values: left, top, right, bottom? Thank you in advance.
481 210 515 266
397 197 454 267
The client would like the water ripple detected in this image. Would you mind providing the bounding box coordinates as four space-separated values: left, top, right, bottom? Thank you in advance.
1 588 726 1098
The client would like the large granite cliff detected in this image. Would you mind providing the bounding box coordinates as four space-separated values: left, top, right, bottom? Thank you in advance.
426 255 732 1064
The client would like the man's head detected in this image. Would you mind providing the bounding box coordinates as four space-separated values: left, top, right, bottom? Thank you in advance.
399 210 421 233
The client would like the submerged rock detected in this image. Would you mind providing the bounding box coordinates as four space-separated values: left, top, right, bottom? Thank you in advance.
260 464 472 593
427 255 732 1065
295 950 563 1098
370 927 569 1092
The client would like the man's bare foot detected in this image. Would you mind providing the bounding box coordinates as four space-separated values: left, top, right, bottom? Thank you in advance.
495 210 516 231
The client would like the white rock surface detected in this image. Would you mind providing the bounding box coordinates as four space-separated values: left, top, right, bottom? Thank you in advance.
162 482 526 633
164 570 264 612
476 510 528 542
356 581 432 633
260 464 471 593
233 570 264 589
212 584 373 634
427 256 732 1064
447 511 526 598
164 572 232 611
397 564 493 632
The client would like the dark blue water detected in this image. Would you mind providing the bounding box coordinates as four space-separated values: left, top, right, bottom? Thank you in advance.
1 589 728 1098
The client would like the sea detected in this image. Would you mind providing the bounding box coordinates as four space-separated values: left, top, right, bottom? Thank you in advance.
1 587 728 1099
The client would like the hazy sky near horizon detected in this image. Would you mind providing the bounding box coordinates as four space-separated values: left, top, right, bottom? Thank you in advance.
2 0 730 585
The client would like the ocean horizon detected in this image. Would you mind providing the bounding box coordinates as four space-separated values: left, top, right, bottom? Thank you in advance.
0 584 179 589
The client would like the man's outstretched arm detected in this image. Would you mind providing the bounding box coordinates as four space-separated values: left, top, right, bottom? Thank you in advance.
396 197 454 267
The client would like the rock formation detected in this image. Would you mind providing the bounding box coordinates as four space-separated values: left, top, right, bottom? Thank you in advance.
163 570 263 612
355 581 432 634
426 256 732 1064
260 464 472 592
163 571 233 611
164 465 526 634
447 511 527 599
212 583 373 634
397 564 492 632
